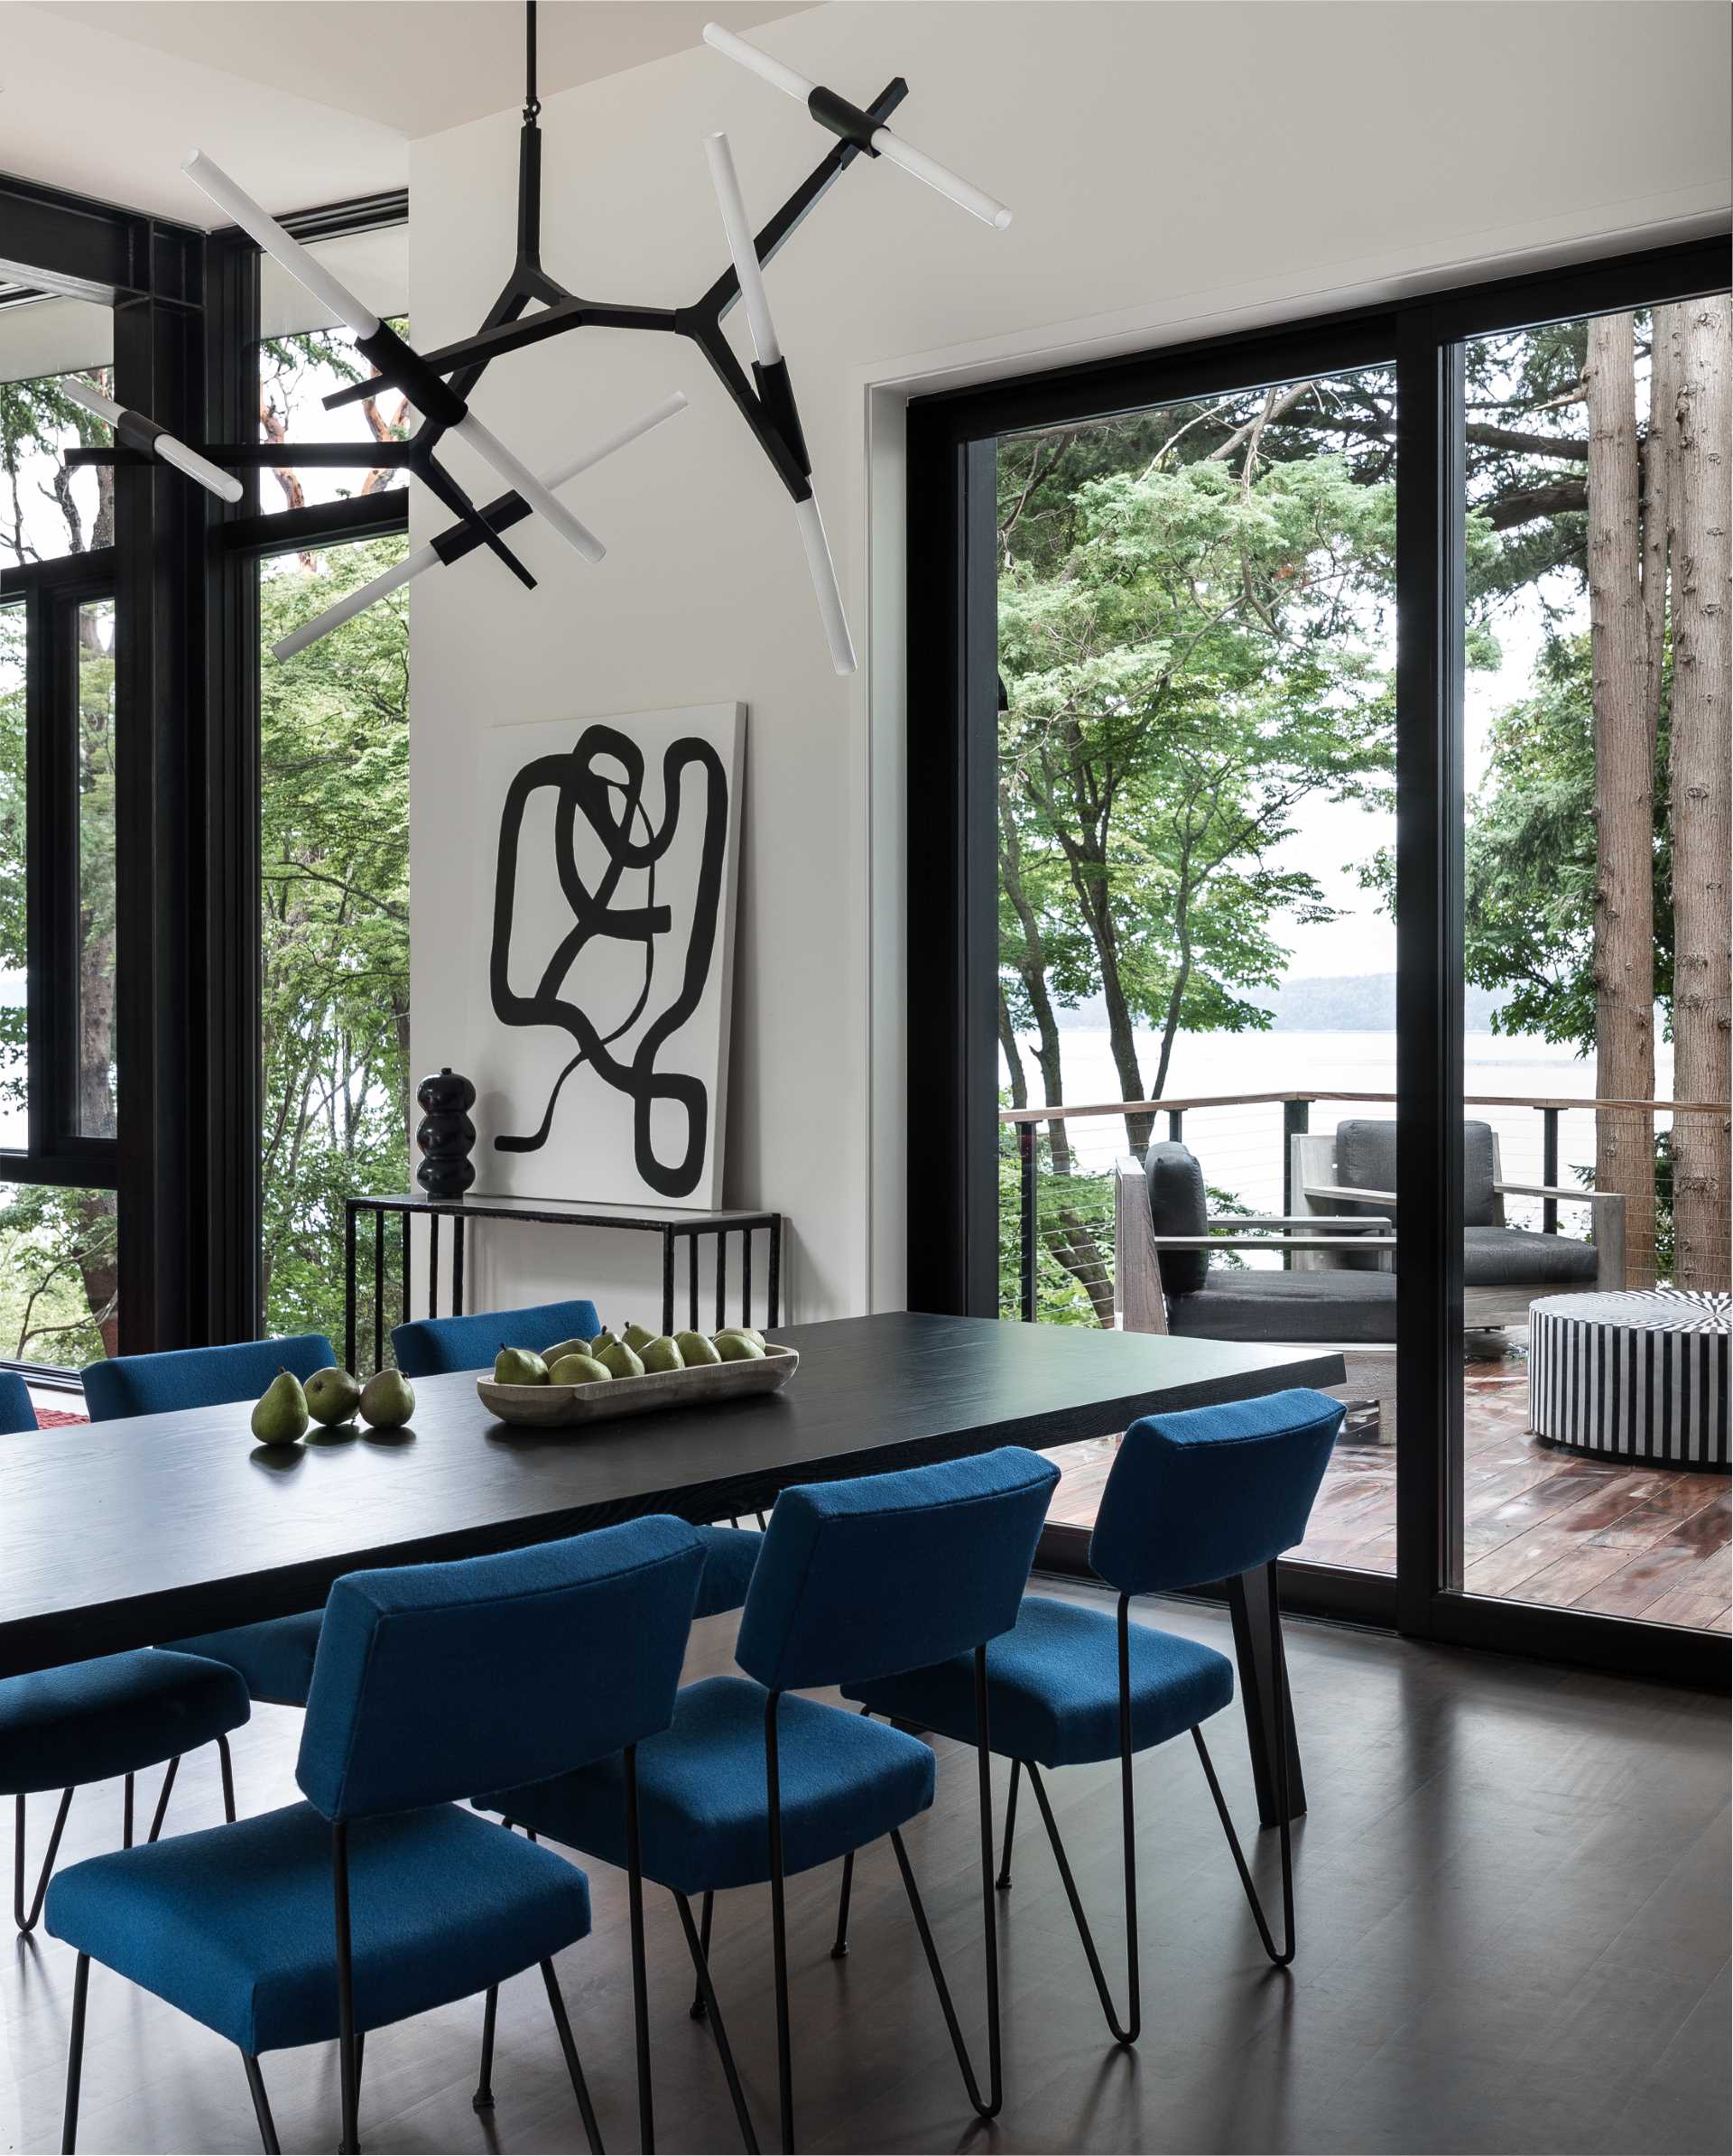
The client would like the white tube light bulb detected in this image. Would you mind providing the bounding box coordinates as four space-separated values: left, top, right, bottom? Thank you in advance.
60 376 244 505
273 395 690 663
794 493 857 676
701 23 1012 229
703 134 781 367
182 152 381 339
449 411 605 565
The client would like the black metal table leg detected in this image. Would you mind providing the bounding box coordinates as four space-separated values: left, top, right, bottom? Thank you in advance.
767 1218 781 1327
428 1213 440 1322
715 1233 726 1334
689 1236 700 1330
743 1231 752 1331
1226 1562 1305 1827
453 1213 466 1316
400 1210 411 1327
662 1228 675 1338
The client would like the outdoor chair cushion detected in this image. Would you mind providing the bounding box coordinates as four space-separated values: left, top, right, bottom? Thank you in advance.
46 1798 591 2056
1334 1120 1501 1268
1463 1224 1598 1287
848 1596 1235 1770
692 1526 762 1619
1168 1265 1396 1344
164 1611 325 1708
483 1674 937 1897
1145 1141 1209 1296
1 1650 249 1798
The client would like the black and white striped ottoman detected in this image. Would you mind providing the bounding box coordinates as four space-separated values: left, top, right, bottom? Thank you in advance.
1529 1289 1729 1470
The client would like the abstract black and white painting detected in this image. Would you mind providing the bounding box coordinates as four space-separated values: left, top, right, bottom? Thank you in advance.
466 704 744 1209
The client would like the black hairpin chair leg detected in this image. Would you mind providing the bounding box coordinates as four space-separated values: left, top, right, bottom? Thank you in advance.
688 1889 715 2017
996 1759 1021 1891
1020 1594 1142 2046
541 1960 605 2154
676 1891 758 2153
60 1953 89 2152
1193 1565 1297 1965
15 1788 75 1936
242 2054 281 2154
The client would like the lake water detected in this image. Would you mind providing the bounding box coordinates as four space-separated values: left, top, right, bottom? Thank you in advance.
1008 1027 1676 1223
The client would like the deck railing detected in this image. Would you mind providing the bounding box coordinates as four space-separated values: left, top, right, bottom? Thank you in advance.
1000 1090 1729 1325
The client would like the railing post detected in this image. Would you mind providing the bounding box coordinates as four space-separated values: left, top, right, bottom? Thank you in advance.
1018 1120 1038 1324
1283 1100 1310 1269
1542 1106 1559 1234
1166 1109 1183 1143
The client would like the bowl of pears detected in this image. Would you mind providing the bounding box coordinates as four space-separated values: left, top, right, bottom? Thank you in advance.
475 1319 798 1427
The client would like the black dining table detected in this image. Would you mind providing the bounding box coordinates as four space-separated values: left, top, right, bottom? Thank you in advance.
2 1313 1344 1822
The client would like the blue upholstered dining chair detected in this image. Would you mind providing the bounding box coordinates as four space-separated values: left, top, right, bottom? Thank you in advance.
48 1516 707 2156
80 1336 340 1714
389 1296 601 1379
0 1372 251 1938
844 1389 1344 2046
394 1297 765 1620
484 1445 1061 2154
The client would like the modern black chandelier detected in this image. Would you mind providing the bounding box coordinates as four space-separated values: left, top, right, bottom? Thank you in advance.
70 6 1011 674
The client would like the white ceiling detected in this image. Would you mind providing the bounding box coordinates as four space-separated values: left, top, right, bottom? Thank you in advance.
0 3 804 227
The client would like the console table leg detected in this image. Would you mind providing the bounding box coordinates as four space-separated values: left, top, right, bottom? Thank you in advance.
453 1215 466 1316
373 1212 385 1375
743 1231 753 1331
715 1233 726 1333
429 1214 440 1321
401 1212 411 1328
768 1218 782 1328
344 1206 358 1375
662 1229 675 1338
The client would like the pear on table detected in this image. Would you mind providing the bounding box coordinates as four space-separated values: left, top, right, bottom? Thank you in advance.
597 1339 644 1380
360 1368 415 1429
494 1346 549 1387
305 1365 362 1427
715 1330 765 1361
549 1353 612 1386
251 1369 309 1445
675 1330 722 1366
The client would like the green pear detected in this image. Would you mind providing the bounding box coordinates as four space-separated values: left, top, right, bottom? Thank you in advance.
549 1353 612 1386
251 1368 309 1445
541 1337 594 1368
494 1346 549 1386
597 1339 644 1380
675 1330 722 1366
640 1335 684 1373
622 1320 659 1352
714 1331 765 1362
717 1326 767 1352
360 1368 415 1429
304 1365 362 1427
590 1328 622 1355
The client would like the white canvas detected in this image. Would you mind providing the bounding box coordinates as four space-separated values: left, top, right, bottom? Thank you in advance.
465 702 745 1210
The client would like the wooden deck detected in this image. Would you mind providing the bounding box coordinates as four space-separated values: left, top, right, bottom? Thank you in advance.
1044 1347 1733 1630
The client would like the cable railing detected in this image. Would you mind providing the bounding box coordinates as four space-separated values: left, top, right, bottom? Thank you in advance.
1000 1090 1729 1325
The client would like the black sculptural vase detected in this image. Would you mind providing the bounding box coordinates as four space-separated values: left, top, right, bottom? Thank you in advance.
416 1067 477 1197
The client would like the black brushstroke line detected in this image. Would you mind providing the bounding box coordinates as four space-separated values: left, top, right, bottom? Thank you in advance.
489 722 728 1198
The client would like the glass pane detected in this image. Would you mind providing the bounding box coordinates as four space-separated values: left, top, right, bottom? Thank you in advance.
0 292 117 572
994 367 1400 1568
0 600 23 1151
0 1179 117 1364
257 228 411 508
260 536 411 1347
75 598 117 1138
1460 298 1731 1630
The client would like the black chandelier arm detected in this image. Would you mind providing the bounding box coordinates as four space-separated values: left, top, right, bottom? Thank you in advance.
64 441 423 471
414 451 538 590
694 75 907 324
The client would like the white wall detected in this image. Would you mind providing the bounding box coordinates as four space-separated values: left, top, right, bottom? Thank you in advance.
407 1 1731 1330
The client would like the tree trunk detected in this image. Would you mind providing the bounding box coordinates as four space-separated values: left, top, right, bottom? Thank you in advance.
1585 311 1657 1286
1665 294 1732 1290
996 986 1028 1111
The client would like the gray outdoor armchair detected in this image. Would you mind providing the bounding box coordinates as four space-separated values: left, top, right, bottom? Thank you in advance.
1291 1119 1625 1328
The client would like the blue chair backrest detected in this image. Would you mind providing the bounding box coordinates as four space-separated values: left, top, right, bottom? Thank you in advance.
736 1447 1060 1695
297 1517 704 1822
0 1371 38 1436
1088 1389 1343 1595
80 1334 338 1422
391 1298 602 1380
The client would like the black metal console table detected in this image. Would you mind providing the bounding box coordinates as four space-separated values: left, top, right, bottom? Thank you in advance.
344 1193 783 1376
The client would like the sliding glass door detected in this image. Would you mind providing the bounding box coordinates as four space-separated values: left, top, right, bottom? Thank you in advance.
908 237 1730 1677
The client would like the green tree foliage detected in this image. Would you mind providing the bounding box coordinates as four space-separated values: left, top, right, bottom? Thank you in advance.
260 540 411 1349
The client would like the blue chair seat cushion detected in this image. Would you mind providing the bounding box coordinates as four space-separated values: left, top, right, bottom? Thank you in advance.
484 1676 936 1896
846 1596 1235 1770
46 1799 591 2056
1 1650 249 1798
162 1612 324 1708
693 1528 761 1619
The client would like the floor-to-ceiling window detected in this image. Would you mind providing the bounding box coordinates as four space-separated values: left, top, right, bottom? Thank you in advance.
910 238 1729 1677
249 224 411 1354
0 293 122 1370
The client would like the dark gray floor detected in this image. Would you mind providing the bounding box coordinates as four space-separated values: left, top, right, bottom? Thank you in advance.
5 1581 1728 2154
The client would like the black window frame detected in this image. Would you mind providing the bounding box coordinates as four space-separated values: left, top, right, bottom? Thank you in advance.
0 166 407 1369
907 232 1732 1691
